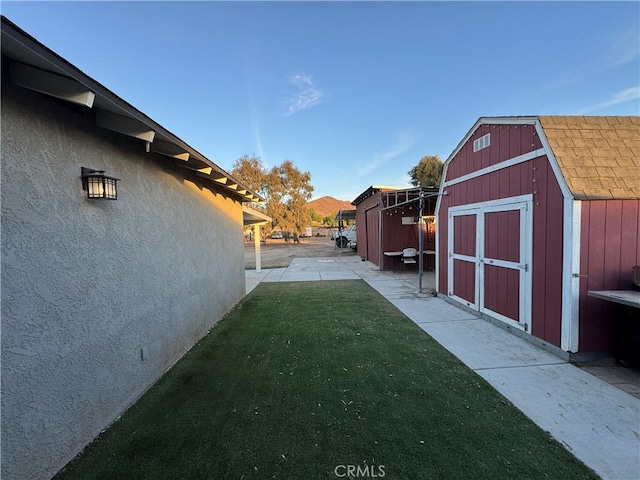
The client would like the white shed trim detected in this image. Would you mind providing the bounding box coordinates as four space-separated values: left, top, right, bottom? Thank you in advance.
443 148 547 188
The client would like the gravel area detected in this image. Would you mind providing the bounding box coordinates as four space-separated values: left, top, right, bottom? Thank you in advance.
244 235 357 269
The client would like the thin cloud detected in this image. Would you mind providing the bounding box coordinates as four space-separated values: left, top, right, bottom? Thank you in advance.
282 74 324 116
358 132 416 177
606 26 640 68
547 26 639 90
250 109 265 163
575 86 640 114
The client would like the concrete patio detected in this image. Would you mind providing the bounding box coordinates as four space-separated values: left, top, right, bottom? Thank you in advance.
246 257 640 480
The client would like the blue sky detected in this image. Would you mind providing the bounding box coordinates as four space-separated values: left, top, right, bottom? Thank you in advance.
2 2 639 201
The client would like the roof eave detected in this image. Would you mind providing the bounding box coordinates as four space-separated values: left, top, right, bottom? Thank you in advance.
0 16 264 204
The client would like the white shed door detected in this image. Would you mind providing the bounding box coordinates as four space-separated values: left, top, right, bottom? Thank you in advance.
448 196 533 332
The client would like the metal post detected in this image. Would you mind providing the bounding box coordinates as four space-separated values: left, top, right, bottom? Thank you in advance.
418 190 424 293
379 204 383 271
339 210 343 256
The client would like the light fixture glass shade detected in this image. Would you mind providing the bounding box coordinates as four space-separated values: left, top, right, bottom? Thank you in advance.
82 167 119 200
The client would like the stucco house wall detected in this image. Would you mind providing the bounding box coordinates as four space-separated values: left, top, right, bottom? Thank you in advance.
1 79 246 479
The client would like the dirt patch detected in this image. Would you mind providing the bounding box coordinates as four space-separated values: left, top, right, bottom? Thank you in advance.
244 235 358 269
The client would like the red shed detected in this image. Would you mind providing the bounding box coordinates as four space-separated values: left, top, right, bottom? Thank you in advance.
435 116 640 356
353 185 438 270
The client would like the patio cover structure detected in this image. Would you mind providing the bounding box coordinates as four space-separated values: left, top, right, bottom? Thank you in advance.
243 205 272 272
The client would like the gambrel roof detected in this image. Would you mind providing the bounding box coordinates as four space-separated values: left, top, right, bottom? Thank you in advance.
539 116 640 200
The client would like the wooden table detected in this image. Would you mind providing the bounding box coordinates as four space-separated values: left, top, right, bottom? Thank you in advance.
587 290 640 309
383 250 437 271
383 251 403 271
588 290 640 367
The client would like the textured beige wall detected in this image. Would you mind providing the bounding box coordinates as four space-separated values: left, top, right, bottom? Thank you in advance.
1 80 246 479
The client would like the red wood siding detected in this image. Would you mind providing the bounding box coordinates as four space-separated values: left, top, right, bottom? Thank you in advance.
453 215 476 256
484 210 520 262
382 212 424 269
355 194 380 265
438 122 565 348
446 124 542 182
355 191 436 269
364 206 380 263
579 200 640 352
439 157 548 294
453 259 476 304
381 198 436 270
484 265 520 321
530 156 564 347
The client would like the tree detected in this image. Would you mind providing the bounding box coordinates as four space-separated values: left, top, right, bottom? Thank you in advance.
265 160 314 234
322 214 337 227
309 209 324 224
231 155 314 235
408 155 444 188
231 155 268 200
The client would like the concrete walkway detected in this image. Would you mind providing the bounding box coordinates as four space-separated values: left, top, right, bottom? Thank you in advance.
245 257 640 480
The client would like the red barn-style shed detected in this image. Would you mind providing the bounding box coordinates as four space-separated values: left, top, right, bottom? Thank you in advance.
435 116 640 357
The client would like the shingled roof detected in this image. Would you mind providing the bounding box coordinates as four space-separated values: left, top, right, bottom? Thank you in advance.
538 116 640 200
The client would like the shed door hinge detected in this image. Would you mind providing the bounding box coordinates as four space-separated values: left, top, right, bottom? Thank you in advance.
524 323 529 332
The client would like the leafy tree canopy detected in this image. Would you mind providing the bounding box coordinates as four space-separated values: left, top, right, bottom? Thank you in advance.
231 154 268 199
231 155 314 235
310 209 324 223
408 155 444 188
323 214 337 227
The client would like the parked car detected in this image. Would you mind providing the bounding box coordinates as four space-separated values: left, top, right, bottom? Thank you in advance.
335 224 356 248
270 231 283 239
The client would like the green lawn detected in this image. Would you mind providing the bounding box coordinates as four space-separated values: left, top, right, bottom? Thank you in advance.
57 280 598 480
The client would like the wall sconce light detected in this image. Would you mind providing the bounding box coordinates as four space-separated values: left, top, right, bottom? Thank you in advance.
81 167 120 200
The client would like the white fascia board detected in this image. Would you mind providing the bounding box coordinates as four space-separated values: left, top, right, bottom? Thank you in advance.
434 166 448 295
96 109 155 143
434 170 447 218
243 205 272 224
9 61 95 108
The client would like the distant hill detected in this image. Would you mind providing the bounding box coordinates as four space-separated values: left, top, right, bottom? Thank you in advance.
307 196 353 217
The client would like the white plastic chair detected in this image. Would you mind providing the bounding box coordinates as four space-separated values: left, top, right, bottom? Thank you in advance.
402 248 417 272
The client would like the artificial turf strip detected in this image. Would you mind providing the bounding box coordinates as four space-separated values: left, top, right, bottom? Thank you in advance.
56 280 598 480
